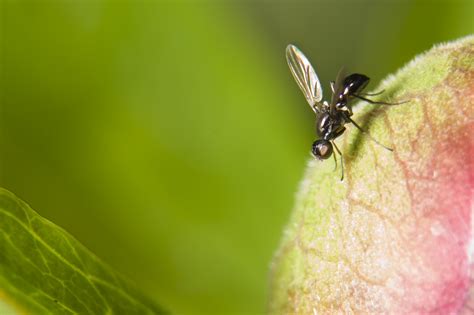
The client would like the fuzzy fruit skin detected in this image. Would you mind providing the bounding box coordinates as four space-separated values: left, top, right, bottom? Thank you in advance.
269 36 474 314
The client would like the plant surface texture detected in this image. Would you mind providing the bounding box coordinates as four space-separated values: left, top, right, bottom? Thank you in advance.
269 35 474 314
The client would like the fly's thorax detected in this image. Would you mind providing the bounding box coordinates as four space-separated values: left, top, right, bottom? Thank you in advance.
316 112 331 138
316 111 348 141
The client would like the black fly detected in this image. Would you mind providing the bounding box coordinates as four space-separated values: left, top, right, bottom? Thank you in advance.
286 44 405 181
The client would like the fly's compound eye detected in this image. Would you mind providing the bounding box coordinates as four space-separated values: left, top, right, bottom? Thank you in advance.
312 139 333 160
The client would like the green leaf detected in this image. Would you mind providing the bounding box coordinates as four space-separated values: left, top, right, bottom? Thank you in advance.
269 35 474 314
0 188 166 314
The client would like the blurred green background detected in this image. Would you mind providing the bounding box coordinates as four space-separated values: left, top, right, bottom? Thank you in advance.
0 0 472 314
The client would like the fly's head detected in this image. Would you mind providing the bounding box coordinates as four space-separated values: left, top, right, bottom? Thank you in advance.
312 139 333 160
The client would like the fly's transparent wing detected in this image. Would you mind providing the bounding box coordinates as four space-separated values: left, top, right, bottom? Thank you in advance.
286 44 323 112
330 66 347 110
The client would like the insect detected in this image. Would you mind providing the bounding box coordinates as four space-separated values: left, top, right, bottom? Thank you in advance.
286 44 404 180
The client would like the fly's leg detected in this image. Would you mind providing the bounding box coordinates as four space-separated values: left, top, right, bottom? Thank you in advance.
332 141 344 181
346 115 393 151
332 149 338 171
359 89 385 96
353 94 408 105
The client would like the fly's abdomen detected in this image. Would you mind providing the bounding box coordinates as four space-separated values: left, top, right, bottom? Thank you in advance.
343 73 370 96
